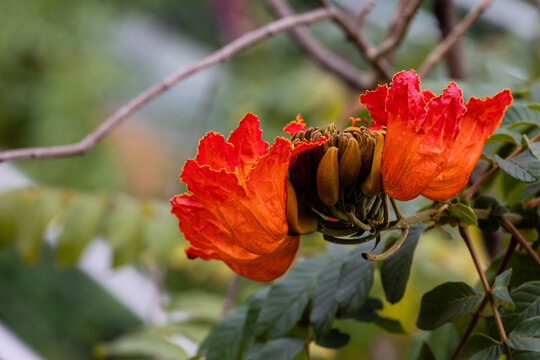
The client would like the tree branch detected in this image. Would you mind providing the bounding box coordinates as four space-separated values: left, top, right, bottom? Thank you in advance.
500 216 540 266
0 8 333 163
264 0 371 90
418 0 492 78
374 0 423 60
218 274 240 321
355 0 376 27
319 0 394 81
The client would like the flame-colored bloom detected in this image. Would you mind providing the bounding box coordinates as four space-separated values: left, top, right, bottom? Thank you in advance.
360 70 512 201
170 113 323 281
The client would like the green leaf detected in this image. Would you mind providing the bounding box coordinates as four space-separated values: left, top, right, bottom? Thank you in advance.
527 103 540 113
491 269 515 310
167 290 223 322
315 329 350 349
494 154 538 183
417 282 482 330
417 342 436 360
349 297 405 334
95 332 188 360
502 104 540 128
381 224 425 304
204 305 249 360
257 257 329 339
55 194 105 266
512 351 540 360
103 196 143 267
375 316 406 334
459 334 503 360
523 134 540 160
519 180 540 201
487 127 522 145
500 281 540 332
506 316 540 352
448 203 478 226
244 338 304 360
142 202 181 265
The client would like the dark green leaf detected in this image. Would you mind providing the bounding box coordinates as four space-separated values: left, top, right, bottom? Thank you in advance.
417 342 436 360
512 351 540 360
506 316 540 352
500 281 540 332
244 338 304 360
351 297 383 322
459 334 503 360
315 329 350 349
491 269 515 310
417 282 482 330
448 203 478 226
204 305 249 360
494 155 538 183
523 134 540 160
502 104 540 128
257 257 328 339
381 224 425 304
95 332 188 360
519 180 540 201
487 128 522 145
375 316 406 334
55 194 105 266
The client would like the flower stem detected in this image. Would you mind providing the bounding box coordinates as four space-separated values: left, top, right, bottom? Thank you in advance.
362 227 409 261
499 216 540 266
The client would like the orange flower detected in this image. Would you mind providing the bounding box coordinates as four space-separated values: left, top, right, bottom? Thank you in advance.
360 70 512 201
170 113 324 281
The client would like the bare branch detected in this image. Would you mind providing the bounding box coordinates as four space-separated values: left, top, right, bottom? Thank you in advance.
0 8 333 163
434 0 468 79
355 0 376 27
264 0 371 90
218 274 240 321
500 216 540 266
418 0 492 78
320 1 394 81
375 0 423 60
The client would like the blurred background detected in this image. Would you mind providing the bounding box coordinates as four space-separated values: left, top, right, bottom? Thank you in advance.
0 0 539 359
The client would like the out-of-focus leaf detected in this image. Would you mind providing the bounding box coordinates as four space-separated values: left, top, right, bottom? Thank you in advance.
375 316 406 334
459 334 503 360
505 316 540 352
448 203 478 226
417 282 482 330
16 189 62 264
168 290 223 322
500 281 540 332
315 329 350 349
491 269 515 310
512 351 540 360
142 202 181 265
103 196 143 267
349 297 405 334
204 305 249 360
502 104 540 128
519 180 540 201
0 190 23 246
95 332 188 360
417 342 436 360
55 194 105 266
487 127 522 145
494 154 538 183
244 338 304 360
257 257 328 339
381 224 425 304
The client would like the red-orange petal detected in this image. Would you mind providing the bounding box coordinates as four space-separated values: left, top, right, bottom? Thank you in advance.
283 114 307 136
382 72 465 200
422 89 512 200
360 84 389 127
195 132 236 172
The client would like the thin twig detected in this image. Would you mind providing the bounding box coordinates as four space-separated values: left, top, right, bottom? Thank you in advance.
459 227 512 359
525 196 540 209
355 0 376 27
461 131 540 201
418 0 492 78
264 0 371 90
374 0 423 60
500 216 540 266
218 274 240 321
320 0 394 81
0 8 333 163
449 236 518 360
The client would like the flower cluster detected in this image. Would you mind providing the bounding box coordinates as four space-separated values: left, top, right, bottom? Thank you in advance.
171 70 512 281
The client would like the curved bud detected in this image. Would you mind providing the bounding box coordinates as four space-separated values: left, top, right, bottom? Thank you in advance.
339 138 361 187
286 177 318 235
317 146 340 206
361 132 384 197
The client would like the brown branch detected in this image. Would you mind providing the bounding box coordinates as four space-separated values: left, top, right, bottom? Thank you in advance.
418 0 492 78
461 131 540 201
525 196 540 209
264 0 371 90
450 236 518 360
355 0 376 27
0 8 333 163
433 0 468 79
319 0 394 81
374 0 423 60
218 274 240 321
500 216 540 266
459 227 512 359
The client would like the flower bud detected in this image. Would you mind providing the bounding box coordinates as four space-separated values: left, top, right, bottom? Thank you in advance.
361 131 384 197
286 177 318 235
317 146 340 206
339 137 361 187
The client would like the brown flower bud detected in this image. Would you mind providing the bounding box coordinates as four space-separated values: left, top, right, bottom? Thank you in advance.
316 146 340 206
